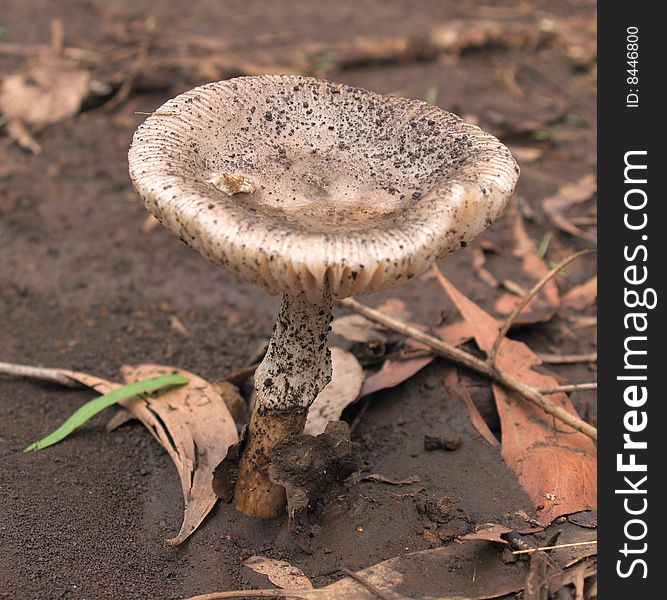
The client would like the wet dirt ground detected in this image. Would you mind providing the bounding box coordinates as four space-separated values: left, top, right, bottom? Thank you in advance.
1 1 597 598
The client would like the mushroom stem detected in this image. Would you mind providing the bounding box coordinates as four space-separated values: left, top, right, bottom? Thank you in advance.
234 290 333 518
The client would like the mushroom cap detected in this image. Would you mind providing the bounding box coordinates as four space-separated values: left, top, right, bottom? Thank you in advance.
129 75 518 301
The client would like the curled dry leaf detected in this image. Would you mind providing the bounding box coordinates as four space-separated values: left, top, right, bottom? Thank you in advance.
494 210 560 325
244 556 313 591
119 364 238 546
435 272 596 524
185 541 534 599
542 174 597 242
24 365 238 544
0 58 92 128
304 347 364 436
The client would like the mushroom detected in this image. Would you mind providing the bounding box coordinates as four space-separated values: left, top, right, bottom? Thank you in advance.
128 75 519 518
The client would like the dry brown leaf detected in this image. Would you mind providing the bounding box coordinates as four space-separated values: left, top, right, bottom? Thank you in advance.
244 555 313 590
443 367 499 448
542 175 597 242
561 276 597 311
330 314 387 343
459 523 512 544
358 320 474 398
360 354 434 398
435 272 596 523
0 58 91 128
304 347 364 436
187 540 533 599
494 210 560 324
35 367 238 544
119 364 238 546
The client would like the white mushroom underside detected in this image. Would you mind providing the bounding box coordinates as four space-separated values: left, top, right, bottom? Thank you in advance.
129 75 519 301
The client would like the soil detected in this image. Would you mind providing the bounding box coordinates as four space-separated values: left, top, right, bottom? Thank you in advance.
0 1 597 598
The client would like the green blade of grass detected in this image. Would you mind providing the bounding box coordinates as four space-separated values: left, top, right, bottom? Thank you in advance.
24 373 188 452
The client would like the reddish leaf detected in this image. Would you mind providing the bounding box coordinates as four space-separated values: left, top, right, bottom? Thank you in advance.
434 268 596 523
360 354 434 398
561 276 597 311
443 367 499 448
493 211 560 324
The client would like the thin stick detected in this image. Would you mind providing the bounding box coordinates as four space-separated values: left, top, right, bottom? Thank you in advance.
538 352 597 364
538 383 597 394
489 249 595 366
0 361 83 388
512 540 597 555
340 568 399 600
338 299 597 441
184 590 318 599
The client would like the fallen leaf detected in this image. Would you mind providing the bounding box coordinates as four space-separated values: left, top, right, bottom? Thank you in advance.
542 174 597 242
0 58 92 128
331 314 386 343
186 539 538 599
460 523 512 544
561 276 597 311
4 364 238 546
24 374 187 452
304 347 364 435
459 523 544 544
360 354 434 397
443 367 499 448
244 555 313 590
493 210 560 324
434 269 596 523
120 364 238 546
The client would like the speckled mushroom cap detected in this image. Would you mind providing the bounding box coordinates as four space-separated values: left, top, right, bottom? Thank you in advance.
129 75 519 301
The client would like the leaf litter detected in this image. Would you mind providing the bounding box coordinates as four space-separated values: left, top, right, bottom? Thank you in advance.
434 270 596 523
13 363 239 546
304 347 364 436
244 555 313 591
492 209 560 325
119 364 239 546
23 373 187 452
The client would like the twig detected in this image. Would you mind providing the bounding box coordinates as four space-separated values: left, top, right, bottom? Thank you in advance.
340 568 400 600
349 400 371 434
537 383 597 394
538 352 597 364
102 39 150 112
338 299 597 441
0 361 83 388
512 540 597 555
489 249 595 366
184 590 317 599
